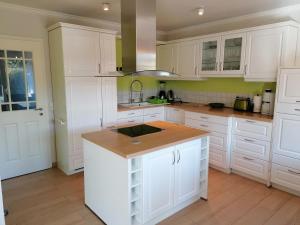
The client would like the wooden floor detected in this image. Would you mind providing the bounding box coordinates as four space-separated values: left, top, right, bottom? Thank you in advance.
2 168 300 225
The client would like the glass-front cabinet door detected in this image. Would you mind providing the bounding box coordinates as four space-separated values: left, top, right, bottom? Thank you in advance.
220 33 246 75
199 37 221 74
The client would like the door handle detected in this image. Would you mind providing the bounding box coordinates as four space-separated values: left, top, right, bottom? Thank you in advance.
172 151 176 165
35 107 43 111
288 169 300 175
177 150 181 164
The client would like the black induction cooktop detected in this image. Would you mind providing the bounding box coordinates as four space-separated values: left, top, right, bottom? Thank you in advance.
117 124 163 137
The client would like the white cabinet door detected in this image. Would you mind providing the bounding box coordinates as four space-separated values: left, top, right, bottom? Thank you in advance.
143 147 175 222
176 41 199 78
174 141 200 206
220 33 246 75
62 28 100 76
66 77 102 158
199 37 221 75
157 44 177 73
244 27 285 81
165 107 184 124
273 113 300 160
99 33 116 76
101 77 117 127
278 69 300 104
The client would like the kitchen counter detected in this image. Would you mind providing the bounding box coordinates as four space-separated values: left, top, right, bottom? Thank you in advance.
118 102 273 122
82 121 209 158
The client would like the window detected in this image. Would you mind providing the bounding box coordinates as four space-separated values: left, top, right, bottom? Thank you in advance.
0 50 36 112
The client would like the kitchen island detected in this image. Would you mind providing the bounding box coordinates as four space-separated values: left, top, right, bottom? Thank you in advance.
82 121 209 225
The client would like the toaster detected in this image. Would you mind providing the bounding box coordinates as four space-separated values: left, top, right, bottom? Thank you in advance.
234 97 252 112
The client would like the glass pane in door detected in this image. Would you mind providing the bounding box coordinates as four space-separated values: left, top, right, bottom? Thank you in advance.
25 60 36 101
223 37 242 71
201 41 218 71
7 59 26 102
0 60 9 103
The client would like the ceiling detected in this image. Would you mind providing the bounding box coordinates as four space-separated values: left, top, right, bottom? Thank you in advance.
1 0 300 31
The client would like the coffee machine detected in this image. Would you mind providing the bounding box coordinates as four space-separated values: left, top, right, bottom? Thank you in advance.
261 89 275 115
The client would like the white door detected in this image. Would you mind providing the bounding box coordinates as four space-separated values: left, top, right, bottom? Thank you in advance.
220 33 246 75
143 147 175 222
101 77 117 127
0 37 51 179
174 142 200 206
177 41 199 78
244 27 285 81
99 33 116 75
273 113 300 160
278 69 300 104
0 180 5 225
62 27 100 76
157 44 177 73
65 77 102 164
199 37 221 75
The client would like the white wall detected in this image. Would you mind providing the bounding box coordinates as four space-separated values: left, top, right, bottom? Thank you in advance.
0 3 121 163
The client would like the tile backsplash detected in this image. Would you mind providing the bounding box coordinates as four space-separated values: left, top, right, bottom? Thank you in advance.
118 88 253 107
173 90 254 107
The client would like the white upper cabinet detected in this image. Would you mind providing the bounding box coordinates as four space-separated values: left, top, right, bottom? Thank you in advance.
99 33 116 75
220 33 246 75
59 25 116 77
245 26 298 82
157 44 178 73
199 37 221 75
176 41 200 79
62 28 100 77
278 68 300 104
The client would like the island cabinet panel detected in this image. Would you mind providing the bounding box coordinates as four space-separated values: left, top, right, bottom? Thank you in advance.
142 147 175 222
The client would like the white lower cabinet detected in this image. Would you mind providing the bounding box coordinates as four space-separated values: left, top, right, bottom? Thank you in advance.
165 107 185 124
142 139 208 224
271 163 300 192
231 152 269 180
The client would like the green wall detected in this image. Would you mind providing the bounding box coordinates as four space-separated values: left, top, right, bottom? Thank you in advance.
116 39 276 94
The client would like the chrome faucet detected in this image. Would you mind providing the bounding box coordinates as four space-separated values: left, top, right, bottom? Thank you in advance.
130 80 144 103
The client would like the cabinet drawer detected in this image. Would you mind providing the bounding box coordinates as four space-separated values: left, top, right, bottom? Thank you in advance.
232 118 272 141
144 107 165 116
276 103 300 116
231 152 269 180
117 110 143 119
272 154 300 171
185 111 229 125
143 113 165 122
232 135 271 161
271 163 300 192
165 107 185 124
209 148 228 169
117 116 143 125
185 118 228 134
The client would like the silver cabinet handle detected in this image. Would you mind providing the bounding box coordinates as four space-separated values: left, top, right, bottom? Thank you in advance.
172 151 176 165
200 116 209 120
294 109 300 111
128 112 136 115
150 115 156 118
296 101 300 103
243 156 254 161
244 138 254 143
288 169 300 175
200 124 208 127
128 120 135 123
177 150 180 164
245 120 255 124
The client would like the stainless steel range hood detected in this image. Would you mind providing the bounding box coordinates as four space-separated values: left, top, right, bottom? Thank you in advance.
113 0 178 77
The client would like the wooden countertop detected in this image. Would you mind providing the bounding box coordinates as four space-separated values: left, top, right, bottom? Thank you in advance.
82 121 209 158
168 103 273 122
117 103 273 122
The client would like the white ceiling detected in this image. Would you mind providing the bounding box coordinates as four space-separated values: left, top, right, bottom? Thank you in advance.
0 0 300 31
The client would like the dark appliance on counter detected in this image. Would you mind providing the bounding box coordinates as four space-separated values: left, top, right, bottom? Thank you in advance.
158 90 166 99
233 97 253 112
208 103 225 109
